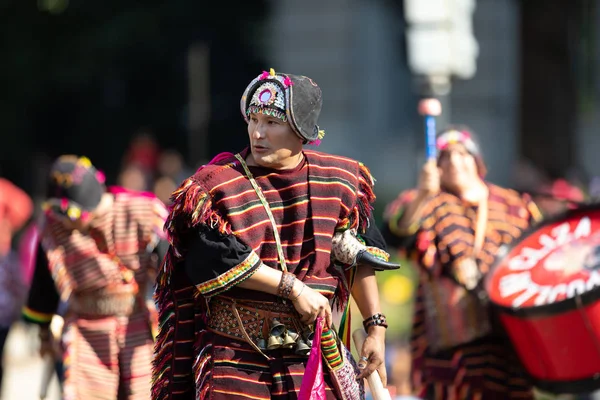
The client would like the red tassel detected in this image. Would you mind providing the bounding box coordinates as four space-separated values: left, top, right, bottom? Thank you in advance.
356 163 377 233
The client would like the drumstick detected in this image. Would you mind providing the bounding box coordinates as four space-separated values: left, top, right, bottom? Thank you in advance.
39 354 55 400
40 315 64 399
352 329 392 400
418 98 442 160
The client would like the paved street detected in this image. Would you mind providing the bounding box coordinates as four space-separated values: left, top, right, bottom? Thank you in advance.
2 323 61 400
2 323 599 400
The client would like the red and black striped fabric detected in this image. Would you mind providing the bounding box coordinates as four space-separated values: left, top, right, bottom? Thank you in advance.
23 189 168 400
152 149 376 400
24 188 168 323
384 184 542 399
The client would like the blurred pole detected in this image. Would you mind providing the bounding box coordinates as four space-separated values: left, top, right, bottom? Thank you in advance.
187 44 211 168
413 75 451 168
519 0 579 178
418 75 451 127
39 354 55 400
404 0 477 168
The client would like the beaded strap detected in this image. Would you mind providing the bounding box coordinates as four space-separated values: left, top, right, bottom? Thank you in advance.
235 153 288 273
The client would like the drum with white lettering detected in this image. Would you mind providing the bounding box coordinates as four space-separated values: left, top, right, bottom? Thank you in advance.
485 205 600 394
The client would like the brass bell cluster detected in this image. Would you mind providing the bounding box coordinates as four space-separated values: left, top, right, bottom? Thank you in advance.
256 319 313 356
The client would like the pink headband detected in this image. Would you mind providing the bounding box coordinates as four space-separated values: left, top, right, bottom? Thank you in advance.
436 130 479 155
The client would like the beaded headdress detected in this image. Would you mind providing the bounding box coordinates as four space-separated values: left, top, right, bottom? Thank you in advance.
241 68 326 145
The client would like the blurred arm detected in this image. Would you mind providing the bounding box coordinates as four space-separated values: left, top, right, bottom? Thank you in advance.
0 178 33 232
22 243 59 328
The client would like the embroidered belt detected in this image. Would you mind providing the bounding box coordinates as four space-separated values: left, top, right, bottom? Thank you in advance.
70 287 139 317
208 297 364 399
207 296 306 352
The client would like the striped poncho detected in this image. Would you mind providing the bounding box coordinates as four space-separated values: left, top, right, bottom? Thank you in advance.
152 149 377 400
383 184 542 400
23 187 169 400
24 187 168 324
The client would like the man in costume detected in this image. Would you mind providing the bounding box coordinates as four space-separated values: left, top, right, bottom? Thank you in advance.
152 68 399 400
383 126 543 400
23 155 169 400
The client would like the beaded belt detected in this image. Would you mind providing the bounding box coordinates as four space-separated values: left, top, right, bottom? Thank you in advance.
207 296 310 357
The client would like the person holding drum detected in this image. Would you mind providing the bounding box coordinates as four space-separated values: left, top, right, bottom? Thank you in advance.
383 124 543 399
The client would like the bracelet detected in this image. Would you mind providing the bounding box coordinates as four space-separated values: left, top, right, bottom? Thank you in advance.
363 313 388 332
290 283 306 301
277 272 296 299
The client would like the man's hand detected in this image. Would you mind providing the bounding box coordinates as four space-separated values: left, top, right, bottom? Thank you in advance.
418 159 441 196
356 326 387 386
39 329 56 359
290 281 332 328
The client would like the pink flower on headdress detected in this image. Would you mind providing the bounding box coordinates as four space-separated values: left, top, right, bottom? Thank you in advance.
60 198 69 210
80 211 92 223
283 76 294 87
309 139 322 146
96 170 106 184
437 130 469 150
260 71 270 80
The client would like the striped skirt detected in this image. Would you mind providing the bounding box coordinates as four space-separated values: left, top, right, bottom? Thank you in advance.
194 330 342 400
415 336 534 400
61 311 154 400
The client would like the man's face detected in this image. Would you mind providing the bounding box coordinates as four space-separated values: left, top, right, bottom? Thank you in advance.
247 112 303 169
438 143 480 190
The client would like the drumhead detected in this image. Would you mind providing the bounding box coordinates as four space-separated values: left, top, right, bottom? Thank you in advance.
486 204 600 317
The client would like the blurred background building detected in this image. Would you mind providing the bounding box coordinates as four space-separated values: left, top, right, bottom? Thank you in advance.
1 0 598 209
0 1 599 397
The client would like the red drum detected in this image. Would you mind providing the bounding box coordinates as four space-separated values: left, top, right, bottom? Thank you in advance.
486 205 600 394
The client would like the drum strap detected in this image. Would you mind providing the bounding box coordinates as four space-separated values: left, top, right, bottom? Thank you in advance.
472 186 489 257
452 185 489 290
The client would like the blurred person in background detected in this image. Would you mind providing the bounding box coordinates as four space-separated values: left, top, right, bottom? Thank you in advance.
22 155 169 400
122 128 160 175
152 175 177 206
151 68 399 400
117 163 153 193
533 178 586 217
0 176 33 391
382 126 542 400
157 148 192 185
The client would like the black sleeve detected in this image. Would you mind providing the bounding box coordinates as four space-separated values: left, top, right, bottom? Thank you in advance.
22 243 60 326
380 220 417 250
155 238 170 264
184 227 261 297
361 216 388 251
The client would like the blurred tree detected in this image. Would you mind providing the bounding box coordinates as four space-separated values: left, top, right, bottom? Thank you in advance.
0 0 268 191
519 0 587 180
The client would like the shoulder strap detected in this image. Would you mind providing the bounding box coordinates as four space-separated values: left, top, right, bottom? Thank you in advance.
472 187 489 257
234 153 288 272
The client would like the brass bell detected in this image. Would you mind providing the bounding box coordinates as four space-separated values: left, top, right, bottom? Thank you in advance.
305 331 315 346
269 319 286 337
286 329 299 342
267 334 284 350
257 338 267 351
282 332 297 349
294 339 311 356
